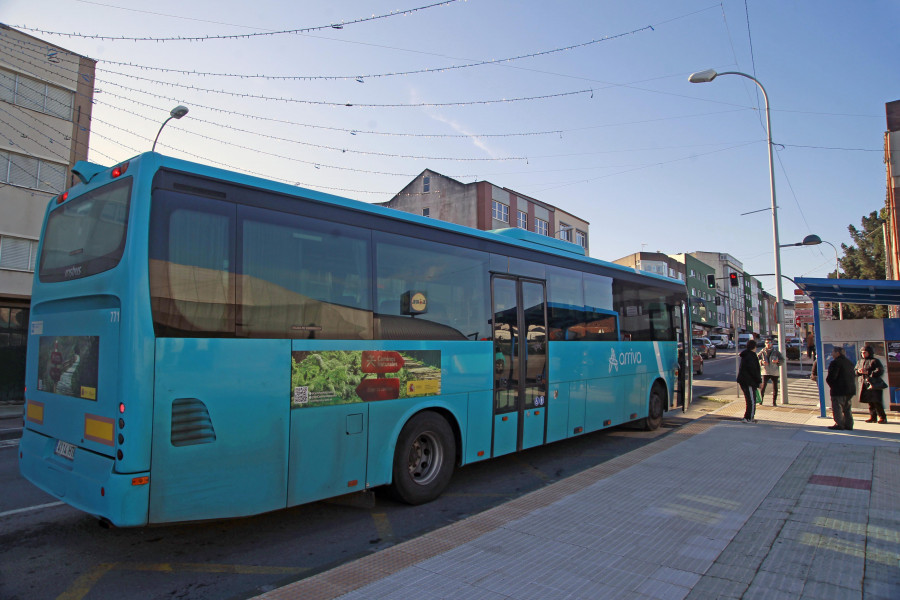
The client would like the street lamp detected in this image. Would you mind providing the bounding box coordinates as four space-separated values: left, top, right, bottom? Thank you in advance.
152 105 189 152
783 234 843 319
689 68 789 403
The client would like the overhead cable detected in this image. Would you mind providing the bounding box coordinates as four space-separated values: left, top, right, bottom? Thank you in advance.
10 0 461 42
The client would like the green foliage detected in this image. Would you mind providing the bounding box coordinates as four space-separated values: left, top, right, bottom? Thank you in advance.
291 351 364 404
834 209 887 319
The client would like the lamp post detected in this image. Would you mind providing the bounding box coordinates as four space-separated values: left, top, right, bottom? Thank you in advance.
782 234 843 320
689 69 788 404
152 105 189 152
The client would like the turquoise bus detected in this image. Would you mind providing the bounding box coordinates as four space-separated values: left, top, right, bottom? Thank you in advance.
19 153 691 526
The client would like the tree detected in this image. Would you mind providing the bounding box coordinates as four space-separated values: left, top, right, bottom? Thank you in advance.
832 209 887 319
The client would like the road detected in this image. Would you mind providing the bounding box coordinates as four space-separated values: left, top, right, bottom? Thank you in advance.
1 398 705 600
692 347 743 401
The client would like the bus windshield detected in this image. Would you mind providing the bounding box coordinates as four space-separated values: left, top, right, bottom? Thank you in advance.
39 177 132 282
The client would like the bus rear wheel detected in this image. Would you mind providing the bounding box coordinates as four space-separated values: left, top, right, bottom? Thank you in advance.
389 411 455 505
643 384 665 431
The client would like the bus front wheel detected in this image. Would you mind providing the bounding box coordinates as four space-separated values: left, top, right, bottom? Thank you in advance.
644 384 665 431
389 412 456 505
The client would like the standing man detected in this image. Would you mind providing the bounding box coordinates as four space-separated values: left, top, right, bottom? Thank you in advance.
825 346 856 430
757 338 784 406
737 339 762 423
806 331 816 360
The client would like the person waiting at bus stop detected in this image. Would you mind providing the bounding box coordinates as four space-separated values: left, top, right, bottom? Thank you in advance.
737 339 762 423
825 346 856 430
856 345 888 424
757 338 784 406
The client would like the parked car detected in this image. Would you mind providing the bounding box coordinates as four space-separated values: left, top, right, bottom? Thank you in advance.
737 333 754 349
692 337 716 359
708 334 733 349
692 347 704 375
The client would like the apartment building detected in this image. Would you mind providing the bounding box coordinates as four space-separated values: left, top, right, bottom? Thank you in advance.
379 170 590 253
0 26 95 401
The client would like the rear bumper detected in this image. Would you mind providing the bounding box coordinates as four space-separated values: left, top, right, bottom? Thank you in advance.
18 428 150 527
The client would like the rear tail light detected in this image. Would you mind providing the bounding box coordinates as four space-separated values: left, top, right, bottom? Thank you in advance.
111 162 129 178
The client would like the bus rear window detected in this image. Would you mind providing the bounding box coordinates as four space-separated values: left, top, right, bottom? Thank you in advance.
39 177 132 282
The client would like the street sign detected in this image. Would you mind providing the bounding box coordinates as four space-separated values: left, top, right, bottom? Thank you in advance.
361 350 405 374
356 377 400 401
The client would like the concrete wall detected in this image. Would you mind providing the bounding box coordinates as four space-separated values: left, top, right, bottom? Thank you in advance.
380 170 479 229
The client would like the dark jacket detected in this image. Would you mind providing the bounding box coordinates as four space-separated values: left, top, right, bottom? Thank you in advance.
825 354 856 397
736 348 762 388
856 356 885 402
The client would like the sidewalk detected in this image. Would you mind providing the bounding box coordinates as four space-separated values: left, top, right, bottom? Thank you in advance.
254 379 900 600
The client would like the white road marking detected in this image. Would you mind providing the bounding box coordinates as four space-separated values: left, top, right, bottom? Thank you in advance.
0 501 66 518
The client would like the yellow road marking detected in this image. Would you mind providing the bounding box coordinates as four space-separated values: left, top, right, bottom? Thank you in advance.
57 564 115 600
56 562 306 600
372 512 394 541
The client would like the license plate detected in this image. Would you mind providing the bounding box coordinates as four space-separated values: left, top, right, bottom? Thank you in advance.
54 440 76 461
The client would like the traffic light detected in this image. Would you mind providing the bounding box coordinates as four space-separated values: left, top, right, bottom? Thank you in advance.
729 272 738 287
706 274 715 289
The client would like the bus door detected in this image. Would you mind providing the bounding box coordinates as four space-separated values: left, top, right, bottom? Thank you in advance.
677 300 692 410
491 276 548 456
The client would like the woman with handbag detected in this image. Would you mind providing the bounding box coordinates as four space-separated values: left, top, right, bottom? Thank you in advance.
856 345 887 424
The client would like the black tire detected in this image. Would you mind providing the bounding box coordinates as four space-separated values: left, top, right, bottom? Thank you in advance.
643 384 665 431
695 363 703 376
389 411 456 505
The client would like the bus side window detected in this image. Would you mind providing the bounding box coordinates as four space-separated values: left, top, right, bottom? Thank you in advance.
375 233 488 341
149 192 236 337
239 206 373 340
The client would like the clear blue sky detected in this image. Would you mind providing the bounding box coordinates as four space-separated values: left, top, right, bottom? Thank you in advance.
5 0 899 292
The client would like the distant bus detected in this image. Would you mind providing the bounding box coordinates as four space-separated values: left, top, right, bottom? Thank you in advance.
19 153 691 526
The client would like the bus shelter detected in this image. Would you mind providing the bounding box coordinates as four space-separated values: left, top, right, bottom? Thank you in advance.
794 277 900 417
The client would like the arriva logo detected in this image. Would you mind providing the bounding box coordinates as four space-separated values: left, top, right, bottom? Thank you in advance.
609 348 643 373
65 265 82 279
608 348 619 373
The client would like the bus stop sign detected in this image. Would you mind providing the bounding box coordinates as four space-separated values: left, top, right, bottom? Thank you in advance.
361 350 405 374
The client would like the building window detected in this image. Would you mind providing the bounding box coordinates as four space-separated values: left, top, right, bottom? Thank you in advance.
0 68 74 121
575 230 586 247
492 200 509 223
0 150 66 193
558 223 572 242
517 210 527 229
423 176 430 192
0 236 38 272
422 208 430 217
535 218 548 236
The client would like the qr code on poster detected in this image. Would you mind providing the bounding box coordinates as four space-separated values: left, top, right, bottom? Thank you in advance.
293 386 309 406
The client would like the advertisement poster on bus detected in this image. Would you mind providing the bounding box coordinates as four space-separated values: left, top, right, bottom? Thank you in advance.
36 335 100 400
290 350 441 407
